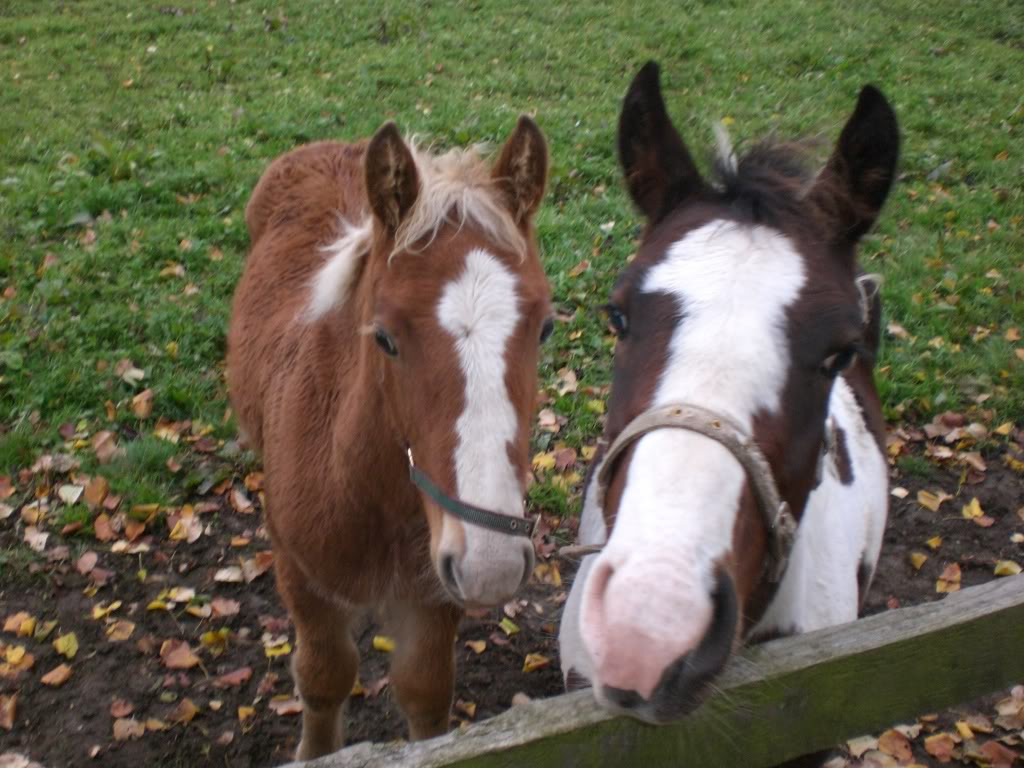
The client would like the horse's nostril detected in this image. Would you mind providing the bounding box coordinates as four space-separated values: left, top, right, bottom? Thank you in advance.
440 554 459 594
603 685 644 710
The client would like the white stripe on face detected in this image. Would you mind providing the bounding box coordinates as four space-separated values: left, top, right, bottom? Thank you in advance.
579 220 807 696
436 248 528 603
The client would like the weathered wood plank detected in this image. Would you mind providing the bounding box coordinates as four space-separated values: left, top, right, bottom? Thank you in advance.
291 576 1024 768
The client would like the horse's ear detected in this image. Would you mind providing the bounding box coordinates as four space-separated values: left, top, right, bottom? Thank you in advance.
809 85 899 242
492 115 548 224
365 122 420 233
618 61 704 222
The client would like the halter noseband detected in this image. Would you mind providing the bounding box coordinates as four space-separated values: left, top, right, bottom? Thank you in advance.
406 448 534 539
585 403 799 584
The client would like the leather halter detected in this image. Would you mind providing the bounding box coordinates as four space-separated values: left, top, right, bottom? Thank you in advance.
406 448 533 538
587 403 799 583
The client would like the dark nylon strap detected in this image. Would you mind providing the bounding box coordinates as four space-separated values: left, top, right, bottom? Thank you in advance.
409 464 533 538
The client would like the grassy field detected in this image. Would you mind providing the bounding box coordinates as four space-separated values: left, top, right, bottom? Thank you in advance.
1 0 1023 510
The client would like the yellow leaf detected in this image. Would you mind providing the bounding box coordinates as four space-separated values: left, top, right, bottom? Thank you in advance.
954 720 974 740
91 600 122 620
200 628 231 656
54 633 79 659
926 536 943 550
522 653 551 673
586 399 605 415
147 600 169 612
350 679 366 697
909 552 928 571
917 489 951 512
531 452 555 472
994 422 1014 436
264 640 292 659
372 635 395 653
4 645 25 665
936 563 962 593
581 445 597 461
961 497 983 519
454 699 477 719
237 705 255 722
498 618 520 636
464 640 487 655
994 560 1022 577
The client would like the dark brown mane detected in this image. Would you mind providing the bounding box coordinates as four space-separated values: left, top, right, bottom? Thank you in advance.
709 141 825 236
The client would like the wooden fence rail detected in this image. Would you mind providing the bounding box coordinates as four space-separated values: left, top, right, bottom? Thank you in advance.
290 575 1024 768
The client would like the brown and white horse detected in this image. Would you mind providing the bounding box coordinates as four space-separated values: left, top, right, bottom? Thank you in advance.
228 117 551 758
560 62 898 723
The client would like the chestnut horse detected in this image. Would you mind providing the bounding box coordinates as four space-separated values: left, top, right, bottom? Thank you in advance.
560 62 899 723
228 117 551 758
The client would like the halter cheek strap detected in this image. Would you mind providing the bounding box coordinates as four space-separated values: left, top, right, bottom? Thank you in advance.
406 448 534 538
586 404 799 584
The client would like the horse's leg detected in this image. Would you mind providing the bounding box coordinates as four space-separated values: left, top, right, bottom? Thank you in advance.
386 600 462 740
277 553 358 760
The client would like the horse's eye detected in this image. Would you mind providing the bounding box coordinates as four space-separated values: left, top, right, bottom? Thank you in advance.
539 317 555 344
604 305 628 338
821 347 857 377
374 328 398 357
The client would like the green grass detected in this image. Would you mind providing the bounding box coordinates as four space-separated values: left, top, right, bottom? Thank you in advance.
1 0 1022 509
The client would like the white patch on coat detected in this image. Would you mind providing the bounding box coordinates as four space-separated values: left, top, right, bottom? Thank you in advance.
751 377 888 637
570 221 807 697
305 218 373 321
436 248 529 603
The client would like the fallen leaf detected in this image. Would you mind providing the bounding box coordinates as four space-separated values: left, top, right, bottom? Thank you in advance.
84 476 109 508
168 698 199 724
499 618 520 636
3 613 34 636
230 488 254 514
23 527 48 552
927 536 943 550
200 628 231 656
57 484 84 505
131 389 154 419
214 566 243 583
213 666 252 689
531 452 555 472
91 600 122 620
364 676 390 698
372 635 395 653
268 696 302 716
890 486 909 499
454 699 477 719
917 489 952 512
91 431 119 464
112 718 145 741
40 664 72 687
936 563 961 593
210 598 240 618
961 497 984 519
145 718 170 732
994 560 1022 577
110 699 134 718
1 693 16 730
522 653 551 672
263 636 291 659
53 633 79 659
979 739 1018 768
464 640 486 655
93 513 115 542
909 552 928 571
237 706 256 729
159 639 201 669
241 551 273 583
76 551 98 575
556 368 578 395
847 736 878 758
924 732 957 762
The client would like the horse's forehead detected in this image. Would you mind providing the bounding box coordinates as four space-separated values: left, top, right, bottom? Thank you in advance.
640 220 808 425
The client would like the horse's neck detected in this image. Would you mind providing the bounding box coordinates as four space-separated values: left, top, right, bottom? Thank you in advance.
752 376 888 638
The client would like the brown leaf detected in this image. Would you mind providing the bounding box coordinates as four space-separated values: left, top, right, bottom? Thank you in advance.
168 698 199 724
230 488 254 514
241 551 274 583
268 696 302 716
210 598 241 618
83 476 110 509
110 699 134 718
553 448 577 471
978 741 1018 768
936 563 962 593
94 513 115 542
76 551 98 575
40 664 72 687
0 693 16 730
112 717 145 741
91 431 120 464
877 729 912 762
159 639 201 670
131 389 154 419
924 732 957 762
213 666 252 689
